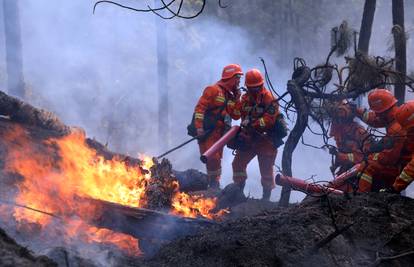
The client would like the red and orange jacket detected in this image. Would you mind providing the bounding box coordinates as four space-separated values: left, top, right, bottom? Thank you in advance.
330 121 370 165
357 109 407 166
393 128 414 192
237 87 279 133
194 83 241 130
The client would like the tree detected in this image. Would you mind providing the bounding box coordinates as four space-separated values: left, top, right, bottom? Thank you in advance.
392 0 406 104
357 0 376 54
2 0 25 98
155 1 170 152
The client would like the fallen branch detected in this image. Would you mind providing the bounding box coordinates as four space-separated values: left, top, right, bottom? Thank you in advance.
308 222 354 254
372 250 414 266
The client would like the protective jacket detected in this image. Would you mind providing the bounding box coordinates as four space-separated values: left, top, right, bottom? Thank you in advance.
393 128 414 192
194 83 241 130
194 82 241 185
232 87 279 190
330 121 370 171
356 109 407 192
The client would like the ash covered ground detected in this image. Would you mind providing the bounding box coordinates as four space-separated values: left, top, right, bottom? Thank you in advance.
142 194 414 267
1 192 414 267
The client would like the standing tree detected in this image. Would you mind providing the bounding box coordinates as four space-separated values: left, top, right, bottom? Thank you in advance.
357 0 376 54
2 0 25 98
392 0 406 104
155 1 170 152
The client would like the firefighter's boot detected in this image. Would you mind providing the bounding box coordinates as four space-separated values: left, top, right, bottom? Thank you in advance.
208 179 220 190
238 181 246 192
262 187 271 201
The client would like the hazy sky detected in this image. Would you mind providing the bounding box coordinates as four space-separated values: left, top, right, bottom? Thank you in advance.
0 0 413 201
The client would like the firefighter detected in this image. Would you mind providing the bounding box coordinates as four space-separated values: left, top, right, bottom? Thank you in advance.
231 69 279 200
354 89 407 192
328 101 371 175
391 101 414 192
192 64 243 189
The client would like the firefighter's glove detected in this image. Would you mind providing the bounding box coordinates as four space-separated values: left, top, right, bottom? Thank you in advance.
348 102 357 115
241 119 250 127
355 107 367 118
196 128 205 137
379 187 399 194
233 88 241 100
328 146 338 155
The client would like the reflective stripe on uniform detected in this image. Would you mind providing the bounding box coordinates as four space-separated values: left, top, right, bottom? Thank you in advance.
372 153 379 161
228 100 235 106
347 153 354 162
194 112 204 120
360 173 373 184
233 110 241 116
399 170 413 183
363 111 370 122
215 96 225 103
259 118 266 127
207 169 222 176
233 171 247 178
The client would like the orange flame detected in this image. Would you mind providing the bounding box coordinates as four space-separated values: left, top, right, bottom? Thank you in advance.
1 124 225 256
171 192 228 220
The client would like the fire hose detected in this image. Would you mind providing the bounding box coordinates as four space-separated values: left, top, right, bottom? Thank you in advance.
200 126 240 163
275 174 344 195
328 163 363 189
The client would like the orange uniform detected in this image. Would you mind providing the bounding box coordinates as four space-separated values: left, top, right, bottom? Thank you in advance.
231 85 279 191
356 109 407 192
330 121 370 174
392 101 414 192
393 128 414 192
193 64 243 188
194 81 241 186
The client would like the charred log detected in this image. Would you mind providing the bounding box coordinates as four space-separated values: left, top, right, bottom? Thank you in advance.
145 158 179 210
0 90 70 135
82 197 215 241
173 169 208 192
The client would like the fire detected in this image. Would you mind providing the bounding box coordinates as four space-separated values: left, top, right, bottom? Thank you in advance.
1 124 225 256
171 192 228 220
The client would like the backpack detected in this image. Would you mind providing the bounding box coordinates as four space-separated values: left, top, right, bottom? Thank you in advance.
187 99 229 140
271 113 289 148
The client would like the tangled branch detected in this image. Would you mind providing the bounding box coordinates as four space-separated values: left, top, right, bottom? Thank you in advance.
93 0 226 19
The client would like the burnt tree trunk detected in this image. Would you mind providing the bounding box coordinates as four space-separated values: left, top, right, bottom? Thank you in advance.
357 0 376 54
155 0 169 152
2 0 25 99
278 80 309 207
392 0 406 104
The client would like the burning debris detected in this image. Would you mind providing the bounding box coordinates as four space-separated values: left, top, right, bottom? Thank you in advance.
0 90 226 262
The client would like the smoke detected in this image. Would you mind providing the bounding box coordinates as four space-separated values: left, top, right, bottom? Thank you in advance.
1 0 413 206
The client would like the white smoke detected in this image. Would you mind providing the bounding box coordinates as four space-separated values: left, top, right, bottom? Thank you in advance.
0 0 413 204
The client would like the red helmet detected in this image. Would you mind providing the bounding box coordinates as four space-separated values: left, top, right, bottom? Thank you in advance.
396 101 414 129
221 64 243 80
368 89 397 113
245 68 264 88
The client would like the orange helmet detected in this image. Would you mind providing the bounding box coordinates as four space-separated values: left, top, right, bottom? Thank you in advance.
245 68 264 88
368 89 397 113
221 64 243 80
396 101 414 129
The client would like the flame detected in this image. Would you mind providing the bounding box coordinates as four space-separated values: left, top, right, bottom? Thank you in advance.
171 192 228 220
1 124 225 256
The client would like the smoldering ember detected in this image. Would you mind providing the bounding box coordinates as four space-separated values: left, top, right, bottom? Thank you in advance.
1 1 414 267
